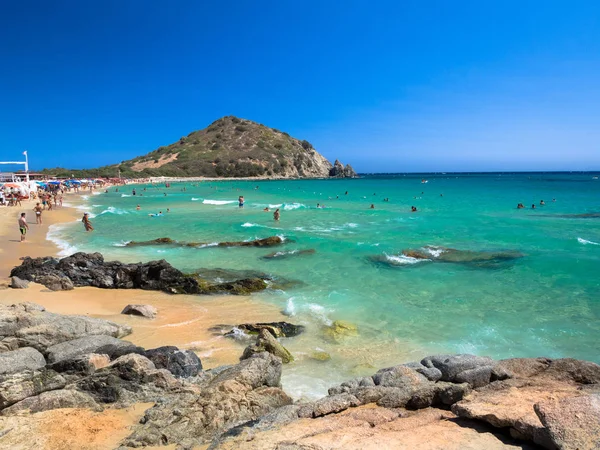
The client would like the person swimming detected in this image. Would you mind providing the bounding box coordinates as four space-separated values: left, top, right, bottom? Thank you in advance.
540 200 545 205
411 206 417 212
370 204 375 209
263 207 270 212
149 211 164 217
239 196 244 208
136 204 141 210
517 203 524 209
531 204 536 209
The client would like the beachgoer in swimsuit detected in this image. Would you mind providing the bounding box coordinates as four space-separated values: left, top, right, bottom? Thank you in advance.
370 204 375 209
18 213 28 242
540 200 545 205
273 208 280 221
263 207 270 212
82 213 94 231
411 206 417 212
33 203 43 224
239 196 244 208
136 205 141 210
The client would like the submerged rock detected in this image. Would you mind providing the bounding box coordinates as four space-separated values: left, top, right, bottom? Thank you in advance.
125 236 284 248
322 320 359 343
241 329 294 363
310 351 332 362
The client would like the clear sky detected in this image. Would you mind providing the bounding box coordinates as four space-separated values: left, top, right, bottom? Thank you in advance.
1 0 599 172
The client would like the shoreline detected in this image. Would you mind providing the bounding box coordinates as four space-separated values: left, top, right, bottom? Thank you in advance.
0 191 291 369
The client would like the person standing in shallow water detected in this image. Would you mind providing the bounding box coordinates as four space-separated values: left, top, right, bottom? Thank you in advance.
18 213 28 242
82 213 94 231
273 208 280 221
239 196 244 208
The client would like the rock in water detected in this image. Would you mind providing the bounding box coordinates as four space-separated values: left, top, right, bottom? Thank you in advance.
227 322 305 338
0 347 46 375
535 394 600 450
9 276 29 289
143 346 202 378
241 329 294 363
121 304 158 319
322 320 359 343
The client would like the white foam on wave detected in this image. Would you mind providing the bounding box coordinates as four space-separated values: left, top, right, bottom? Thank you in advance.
308 303 333 326
282 298 296 316
158 317 203 328
99 206 128 215
424 246 445 258
195 242 219 248
578 237 600 246
384 253 425 265
121 194 131 197
112 240 131 247
191 197 201 201
47 223 79 256
242 222 258 228
283 203 306 211
203 199 236 205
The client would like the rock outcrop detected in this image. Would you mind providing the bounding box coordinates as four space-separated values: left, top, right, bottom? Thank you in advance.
10 252 271 296
226 322 305 338
329 159 358 178
241 329 294 364
1 303 599 449
125 235 285 248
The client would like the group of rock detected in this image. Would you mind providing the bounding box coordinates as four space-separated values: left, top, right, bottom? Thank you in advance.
9 252 273 295
0 302 598 449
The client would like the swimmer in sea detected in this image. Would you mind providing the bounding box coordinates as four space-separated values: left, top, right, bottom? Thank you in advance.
239 196 244 208
411 206 417 212
517 203 524 209
345 191 348 195
540 200 545 206
136 205 141 210
370 204 375 209
531 204 536 209
273 208 280 221
82 213 94 231
263 207 270 212
166 208 170 213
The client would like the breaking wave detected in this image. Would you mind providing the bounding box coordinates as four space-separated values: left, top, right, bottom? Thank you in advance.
578 237 600 246
203 199 236 205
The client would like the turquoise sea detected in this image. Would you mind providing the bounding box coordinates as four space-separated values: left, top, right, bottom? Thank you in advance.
52 173 600 398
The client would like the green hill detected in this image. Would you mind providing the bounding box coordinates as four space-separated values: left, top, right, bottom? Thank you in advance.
43 116 356 179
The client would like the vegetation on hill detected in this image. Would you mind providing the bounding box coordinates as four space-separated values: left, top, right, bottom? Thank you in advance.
42 116 337 179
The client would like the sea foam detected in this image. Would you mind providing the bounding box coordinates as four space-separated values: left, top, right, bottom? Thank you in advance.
203 199 236 205
578 237 600 246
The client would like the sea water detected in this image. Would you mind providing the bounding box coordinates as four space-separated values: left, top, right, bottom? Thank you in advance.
49 173 600 398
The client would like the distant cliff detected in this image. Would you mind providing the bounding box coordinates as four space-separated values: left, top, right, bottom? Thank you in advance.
43 116 357 179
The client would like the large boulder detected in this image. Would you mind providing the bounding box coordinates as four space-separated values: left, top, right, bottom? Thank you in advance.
37 274 74 291
0 303 131 353
50 353 111 375
535 394 600 450
143 346 202 378
421 354 497 386
9 277 29 289
45 336 136 364
0 347 46 375
1 389 97 415
0 370 66 409
241 329 294 364
121 304 158 319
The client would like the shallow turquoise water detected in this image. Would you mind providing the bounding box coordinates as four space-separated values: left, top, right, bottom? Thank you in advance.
52 173 600 394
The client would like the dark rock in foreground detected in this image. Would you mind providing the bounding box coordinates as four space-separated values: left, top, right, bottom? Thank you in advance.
10 252 270 296
143 346 202 378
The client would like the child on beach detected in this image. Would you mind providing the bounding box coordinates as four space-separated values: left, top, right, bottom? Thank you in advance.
18 213 28 242
82 213 94 231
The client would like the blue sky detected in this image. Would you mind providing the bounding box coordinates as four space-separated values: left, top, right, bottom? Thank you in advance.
1 0 599 172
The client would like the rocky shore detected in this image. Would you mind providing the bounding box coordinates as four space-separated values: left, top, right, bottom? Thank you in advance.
0 302 598 449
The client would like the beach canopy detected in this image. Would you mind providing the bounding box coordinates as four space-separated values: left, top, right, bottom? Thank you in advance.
3 183 21 188
48 180 62 185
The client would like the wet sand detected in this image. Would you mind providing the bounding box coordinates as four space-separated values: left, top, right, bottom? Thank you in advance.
0 194 289 368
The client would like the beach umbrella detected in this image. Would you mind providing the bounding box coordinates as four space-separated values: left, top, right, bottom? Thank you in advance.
3 183 20 189
48 180 61 185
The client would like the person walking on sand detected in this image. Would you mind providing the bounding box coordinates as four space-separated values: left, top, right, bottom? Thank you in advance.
82 213 94 231
18 213 29 242
273 208 280 221
33 203 43 224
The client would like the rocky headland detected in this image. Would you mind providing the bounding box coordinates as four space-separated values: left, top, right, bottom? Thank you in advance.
0 301 598 449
